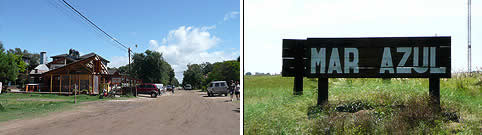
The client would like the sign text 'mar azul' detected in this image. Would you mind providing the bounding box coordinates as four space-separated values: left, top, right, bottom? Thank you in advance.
282 37 451 78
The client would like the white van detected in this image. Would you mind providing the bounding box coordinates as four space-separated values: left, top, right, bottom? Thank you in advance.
155 84 164 94
184 84 192 90
207 81 228 97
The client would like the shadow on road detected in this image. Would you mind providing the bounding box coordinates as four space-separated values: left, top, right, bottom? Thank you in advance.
136 94 156 98
232 108 240 113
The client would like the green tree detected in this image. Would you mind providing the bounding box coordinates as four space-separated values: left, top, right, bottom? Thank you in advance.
0 41 4 52
7 48 40 85
200 62 213 75
207 60 240 83
168 67 175 85
171 77 179 87
119 50 174 85
182 64 203 89
0 44 26 85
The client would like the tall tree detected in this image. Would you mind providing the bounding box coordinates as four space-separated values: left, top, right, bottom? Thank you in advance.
119 50 174 85
200 62 213 75
0 41 4 52
0 45 26 85
182 64 203 89
207 60 240 83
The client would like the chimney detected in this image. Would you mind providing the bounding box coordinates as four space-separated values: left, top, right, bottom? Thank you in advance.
40 52 47 64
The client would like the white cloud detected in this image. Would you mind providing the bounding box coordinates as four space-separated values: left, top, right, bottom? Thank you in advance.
108 56 128 68
224 11 240 21
150 26 238 82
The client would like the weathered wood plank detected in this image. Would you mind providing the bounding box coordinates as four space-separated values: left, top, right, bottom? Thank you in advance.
282 37 451 78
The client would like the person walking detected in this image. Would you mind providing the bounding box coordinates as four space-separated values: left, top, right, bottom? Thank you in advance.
172 86 175 94
235 81 240 100
230 80 235 101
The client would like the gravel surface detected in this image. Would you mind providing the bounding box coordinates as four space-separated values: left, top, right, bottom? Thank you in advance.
0 90 240 135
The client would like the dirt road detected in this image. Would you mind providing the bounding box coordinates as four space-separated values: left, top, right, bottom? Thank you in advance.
0 90 240 135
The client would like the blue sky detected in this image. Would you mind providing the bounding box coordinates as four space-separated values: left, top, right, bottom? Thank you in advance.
0 0 240 81
245 0 481 74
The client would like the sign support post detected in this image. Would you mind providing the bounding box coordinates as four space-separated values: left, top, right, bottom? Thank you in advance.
282 37 451 111
293 40 304 95
429 77 440 111
317 77 328 106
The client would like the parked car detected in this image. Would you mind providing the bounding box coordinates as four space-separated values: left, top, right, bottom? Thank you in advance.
207 81 228 97
136 83 159 98
184 84 192 90
166 85 173 91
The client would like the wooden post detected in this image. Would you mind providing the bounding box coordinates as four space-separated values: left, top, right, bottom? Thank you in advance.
429 77 441 111
78 75 80 91
317 77 328 106
293 40 304 95
59 75 62 93
103 77 105 92
69 74 71 94
50 74 53 93
75 74 77 104
293 76 303 95
91 75 93 95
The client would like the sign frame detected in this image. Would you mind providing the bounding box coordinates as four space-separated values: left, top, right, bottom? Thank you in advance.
281 36 451 110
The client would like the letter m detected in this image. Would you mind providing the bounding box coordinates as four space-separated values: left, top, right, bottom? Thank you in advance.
311 48 326 74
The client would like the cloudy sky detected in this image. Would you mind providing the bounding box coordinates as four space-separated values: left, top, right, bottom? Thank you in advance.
0 0 240 82
245 0 481 74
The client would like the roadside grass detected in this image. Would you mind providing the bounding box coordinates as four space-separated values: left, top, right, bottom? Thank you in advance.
244 74 481 134
0 93 132 122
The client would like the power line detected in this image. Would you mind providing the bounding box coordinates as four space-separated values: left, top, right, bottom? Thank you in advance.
61 0 130 50
48 0 127 53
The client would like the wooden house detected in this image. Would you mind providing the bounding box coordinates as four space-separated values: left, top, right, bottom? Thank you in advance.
29 49 141 95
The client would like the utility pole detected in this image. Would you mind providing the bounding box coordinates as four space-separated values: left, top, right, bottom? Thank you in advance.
468 0 472 75
129 47 136 97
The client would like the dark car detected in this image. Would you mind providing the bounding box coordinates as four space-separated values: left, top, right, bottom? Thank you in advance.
136 83 159 98
166 85 173 91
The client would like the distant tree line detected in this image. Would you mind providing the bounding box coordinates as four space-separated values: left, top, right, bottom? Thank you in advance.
117 50 179 86
182 59 239 90
245 72 280 76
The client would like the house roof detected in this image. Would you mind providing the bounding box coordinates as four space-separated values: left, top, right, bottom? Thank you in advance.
50 54 68 58
107 69 117 75
29 64 50 74
48 52 109 64
42 54 109 75
80 53 109 63
34 64 49 70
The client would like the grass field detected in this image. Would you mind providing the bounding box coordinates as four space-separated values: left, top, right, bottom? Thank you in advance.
244 74 481 134
0 93 132 122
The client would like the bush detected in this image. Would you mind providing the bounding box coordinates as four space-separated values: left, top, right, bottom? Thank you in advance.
385 96 442 134
0 103 5 112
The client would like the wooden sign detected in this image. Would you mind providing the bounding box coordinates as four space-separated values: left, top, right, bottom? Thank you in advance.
112 77 122 84
282 37 451 109
282 37 451 78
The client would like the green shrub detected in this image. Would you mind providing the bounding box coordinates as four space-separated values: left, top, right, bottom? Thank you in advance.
0 103 5 112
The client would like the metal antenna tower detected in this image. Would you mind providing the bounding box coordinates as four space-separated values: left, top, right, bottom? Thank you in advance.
468 0 472 74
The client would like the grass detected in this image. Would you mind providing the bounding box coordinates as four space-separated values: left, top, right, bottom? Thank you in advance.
0 93 132 122
244 74 482 134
